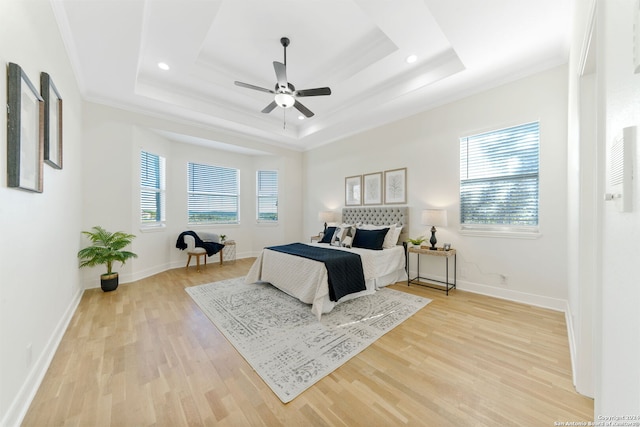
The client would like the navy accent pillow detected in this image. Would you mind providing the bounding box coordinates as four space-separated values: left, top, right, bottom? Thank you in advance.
319 227 337 244
352 228 389 250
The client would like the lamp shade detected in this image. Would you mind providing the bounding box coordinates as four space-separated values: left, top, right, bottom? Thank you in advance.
421 209 448 227
318 210 337 223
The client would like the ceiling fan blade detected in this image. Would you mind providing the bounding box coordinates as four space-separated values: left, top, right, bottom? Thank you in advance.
294 100 314 118
235 81 274 94
295 87 332 97
273 61 287 89
261 101 278 114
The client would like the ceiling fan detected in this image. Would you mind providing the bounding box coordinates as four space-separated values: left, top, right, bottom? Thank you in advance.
234 37 331 118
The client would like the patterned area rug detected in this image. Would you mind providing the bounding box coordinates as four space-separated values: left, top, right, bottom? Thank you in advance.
186 277 431 403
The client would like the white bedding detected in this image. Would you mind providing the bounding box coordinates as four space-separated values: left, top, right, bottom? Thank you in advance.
245 242 407 318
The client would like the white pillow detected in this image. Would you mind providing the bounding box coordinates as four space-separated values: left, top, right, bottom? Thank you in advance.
384 224 403 249
359 223 403 249
358 223 386 230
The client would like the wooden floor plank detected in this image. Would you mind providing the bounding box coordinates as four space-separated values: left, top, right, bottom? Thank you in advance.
22 258 593 426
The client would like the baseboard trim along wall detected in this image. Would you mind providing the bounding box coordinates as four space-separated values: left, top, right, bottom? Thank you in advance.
564 301 578 390
456 279 567 312
405 270 568 313
2 287 84 427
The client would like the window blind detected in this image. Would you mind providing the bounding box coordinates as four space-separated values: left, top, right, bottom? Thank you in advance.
460 121 539 228
188 162 239 224
140 151 165 224
257 170 278 222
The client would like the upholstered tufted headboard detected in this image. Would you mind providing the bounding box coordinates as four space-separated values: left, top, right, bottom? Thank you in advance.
342 207 409 245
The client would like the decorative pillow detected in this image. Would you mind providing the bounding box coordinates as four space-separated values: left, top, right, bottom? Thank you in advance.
319 226 337 244
331 224 356 247
359 223 403 249
384 224 403 249
352 227 389 250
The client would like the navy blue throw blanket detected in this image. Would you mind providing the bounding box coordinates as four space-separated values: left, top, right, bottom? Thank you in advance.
266 243 366 302
176 231 224 257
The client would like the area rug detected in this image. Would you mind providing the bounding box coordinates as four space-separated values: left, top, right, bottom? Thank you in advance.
185 277 431 403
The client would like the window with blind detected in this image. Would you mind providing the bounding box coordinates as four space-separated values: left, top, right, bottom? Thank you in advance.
257 170 278 222
460 121 539 232
188 162 239 224
140 151 166 226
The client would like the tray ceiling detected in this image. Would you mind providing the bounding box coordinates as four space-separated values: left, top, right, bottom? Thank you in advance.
52 0 570 151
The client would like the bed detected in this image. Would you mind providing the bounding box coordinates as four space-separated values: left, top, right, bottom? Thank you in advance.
245 207 409 318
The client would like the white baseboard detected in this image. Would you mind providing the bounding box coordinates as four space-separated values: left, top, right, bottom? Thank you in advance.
457 279 568 312
406 267 567 311
84 253 257 289
451 278 581 396
406 267 584 395
128 262 175 283
1 286 84 427
564 301 578 388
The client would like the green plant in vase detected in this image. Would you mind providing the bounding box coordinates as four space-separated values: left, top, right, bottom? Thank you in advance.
407 236 425 247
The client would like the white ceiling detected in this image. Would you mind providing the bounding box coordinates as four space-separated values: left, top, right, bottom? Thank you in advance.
52 0 571 152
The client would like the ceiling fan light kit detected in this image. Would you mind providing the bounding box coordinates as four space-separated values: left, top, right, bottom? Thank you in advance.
275 93 295 108
234 37 331 119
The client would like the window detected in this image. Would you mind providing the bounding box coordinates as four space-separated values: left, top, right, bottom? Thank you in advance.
188 162 239 224
140 150 165 226
460 121 539 232
257 170 278 222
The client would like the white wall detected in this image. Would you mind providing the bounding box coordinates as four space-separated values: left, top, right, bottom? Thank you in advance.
80 102 303 288
596 0 640 417
304 65 569 309
0 4 303 419
568 0 640 415
11 0 640 422
567 0 598 399
0 1 84 425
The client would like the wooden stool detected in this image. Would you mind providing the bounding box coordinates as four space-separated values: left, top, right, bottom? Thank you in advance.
186 250 207 272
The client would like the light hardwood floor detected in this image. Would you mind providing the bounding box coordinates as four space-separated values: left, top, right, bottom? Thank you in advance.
23 258 593 426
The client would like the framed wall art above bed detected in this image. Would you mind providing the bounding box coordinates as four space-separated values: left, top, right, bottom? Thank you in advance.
363 172 382 205
345 175 362 206
384 168 407 204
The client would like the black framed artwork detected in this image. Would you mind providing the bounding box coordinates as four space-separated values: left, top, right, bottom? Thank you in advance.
41 72 63 169
7 62 44 193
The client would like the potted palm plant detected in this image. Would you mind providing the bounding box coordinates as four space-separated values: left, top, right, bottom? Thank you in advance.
77 226 138 292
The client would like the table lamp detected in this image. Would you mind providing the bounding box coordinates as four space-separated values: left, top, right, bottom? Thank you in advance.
318 210 337 233
421 209 448 250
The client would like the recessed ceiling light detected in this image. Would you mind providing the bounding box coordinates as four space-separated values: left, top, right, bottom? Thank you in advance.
298 115 305 120
158 62 170 71
406 54 417 64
